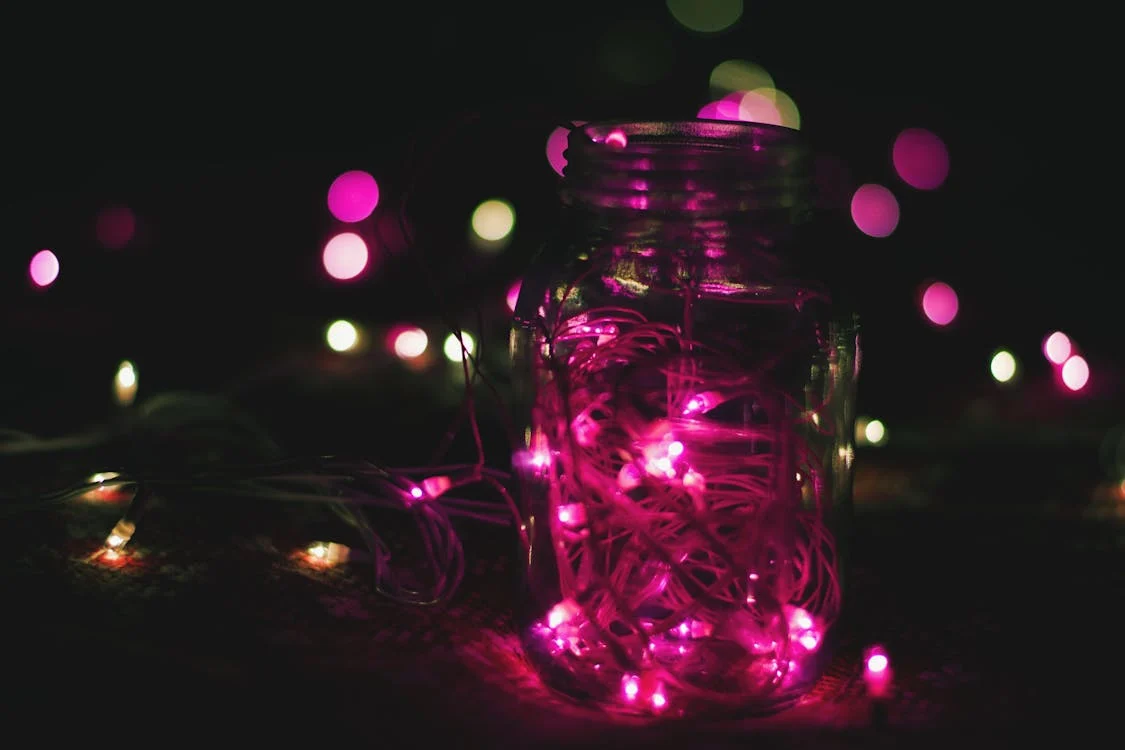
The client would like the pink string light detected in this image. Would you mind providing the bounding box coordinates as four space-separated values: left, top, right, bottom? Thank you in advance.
523 305 843 715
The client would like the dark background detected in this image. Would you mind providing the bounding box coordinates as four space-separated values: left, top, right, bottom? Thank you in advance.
1 3 1121 743
2 4 1117 441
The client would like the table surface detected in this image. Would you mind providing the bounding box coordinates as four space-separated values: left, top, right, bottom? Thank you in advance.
4 444 1122 747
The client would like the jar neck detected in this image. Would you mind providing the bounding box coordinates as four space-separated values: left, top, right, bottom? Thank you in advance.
561 120 812 220
558 121 813 276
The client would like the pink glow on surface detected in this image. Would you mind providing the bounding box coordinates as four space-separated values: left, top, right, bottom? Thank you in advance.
546 122 588 176
29 249 59 287
1043 331 1072 364
921 282 959 326
327 170 380 223
893 128 949 190
850 184 899 238
95 205 136 249
1061 355 1089 391
506 280 522 313
322 232 369 280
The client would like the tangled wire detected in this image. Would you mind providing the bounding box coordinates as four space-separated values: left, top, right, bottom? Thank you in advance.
0 382 521 607
520 304 848 714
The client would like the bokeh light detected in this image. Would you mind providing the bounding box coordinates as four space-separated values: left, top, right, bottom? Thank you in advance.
95 205 136 249
742 89 800 129
605 130 628 149
1061 355 1089 391
322 232 369 281
850 184 899 238
709 60 773 99
29 249 60 288
443 332 476 362
326 320 359 353
392 327 429 360
921 281 959 326
471 199 515 243
506 280 522 313
863 645 892 697
990 350 1017 383
546 121 588 177
113 361 138 407
893 128 949 190
697 97 743 121
698 88 800 130
667 0 743 33
327 170 380 223
1043 331 1072 365
864 419 887 446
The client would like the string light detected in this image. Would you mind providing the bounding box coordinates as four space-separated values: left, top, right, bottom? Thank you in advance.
6 111 1099 722
111 360 139 407
863 645 892 699
1061 355 1089 392
443 332 475 362
1043 331 1071 365
326 320 360 352
989 350 1017 384
306 541 351 566
391 326 429 360
470 199 515 243
520 305 843 715
856 417 887 446
29 249 60 288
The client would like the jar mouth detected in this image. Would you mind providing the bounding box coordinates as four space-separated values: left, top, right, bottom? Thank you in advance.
561 120 811 216
577 120 801 152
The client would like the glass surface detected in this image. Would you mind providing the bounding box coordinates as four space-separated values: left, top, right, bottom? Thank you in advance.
510 121 859 718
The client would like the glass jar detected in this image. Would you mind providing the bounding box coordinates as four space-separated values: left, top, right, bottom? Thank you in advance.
510 120 859 719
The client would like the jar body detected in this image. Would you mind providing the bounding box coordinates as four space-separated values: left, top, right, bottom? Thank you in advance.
510 121 859 718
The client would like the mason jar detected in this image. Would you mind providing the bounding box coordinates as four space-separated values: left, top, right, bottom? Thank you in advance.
510 120 859 718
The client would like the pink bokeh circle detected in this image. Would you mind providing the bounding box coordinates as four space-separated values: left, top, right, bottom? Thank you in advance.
850 184 899 238
893 128 949 190
29 249 60 287
322 232 370 280
546 122 588 177
921 281 959 326
327 170 380 223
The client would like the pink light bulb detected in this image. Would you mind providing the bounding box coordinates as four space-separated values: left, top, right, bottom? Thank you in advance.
29 249 60 287
863 645 892 698
622 675 640 700
1043 331 1071 365
1061 355 1089 391
391 327 428 360
322 232 369 281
